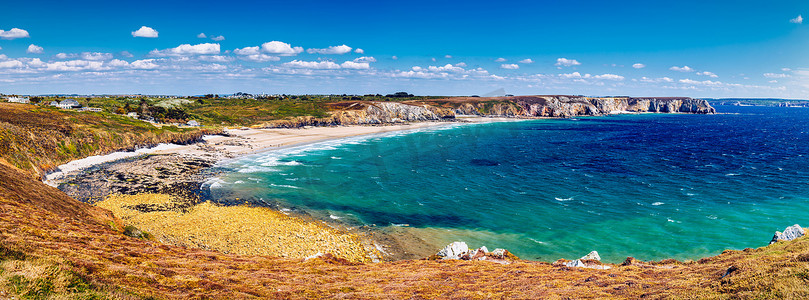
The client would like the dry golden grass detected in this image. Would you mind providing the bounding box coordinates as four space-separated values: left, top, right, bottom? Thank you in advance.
97 193 378 263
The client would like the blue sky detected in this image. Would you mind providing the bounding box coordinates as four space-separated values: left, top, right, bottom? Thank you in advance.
0 0 807 97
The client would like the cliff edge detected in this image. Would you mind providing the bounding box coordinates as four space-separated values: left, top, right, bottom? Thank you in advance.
257 96 715 128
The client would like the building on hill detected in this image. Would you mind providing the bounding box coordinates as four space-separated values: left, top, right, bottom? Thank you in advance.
56 99 81 109
187 120 200 126
6 96 30 104
49 101 59 107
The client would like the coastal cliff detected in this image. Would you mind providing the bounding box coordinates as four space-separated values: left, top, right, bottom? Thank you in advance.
257 96 715 128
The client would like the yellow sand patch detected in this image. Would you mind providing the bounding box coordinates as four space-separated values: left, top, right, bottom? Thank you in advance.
97 193 376 263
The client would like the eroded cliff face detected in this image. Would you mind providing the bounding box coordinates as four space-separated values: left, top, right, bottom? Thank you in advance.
257 96 715 128
257 102 454 128
474 96 716 117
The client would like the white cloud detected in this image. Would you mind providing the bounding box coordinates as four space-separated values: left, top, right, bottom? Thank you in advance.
233 46 260 55
697 71 718 78
120 51 134 58
240 54 280 62
555 58 581 67
782 68 791 72
27 44 43 54
769 80 778 83
559 72 584 79
669 65 694 72
391 56 398 60
81 52 113 61
455 62 467 67
764 73 790 78
340 61 370 69
444 54 452 58
197 33 207 38
494 58 507 62
557 72 623 81
27 58 45 68
353 56 376 63
679 78 722 86
306 44 352 55
594 74 624 80
131 26 158 38
0 60 23 68
500 64 519 69
45 60 105 71
55 53 75 59
211 35 225 41
519 59 534 64
427 64 466 72
108 59 129 67
790 15 803 24
640 76 674 83
0 28 30 40
283 60 341 69
261 41 304 56
354 48 364 54
431 58 436 62
150 43 220 56
198 55 235 62
130 59 159 69
632 63 645 69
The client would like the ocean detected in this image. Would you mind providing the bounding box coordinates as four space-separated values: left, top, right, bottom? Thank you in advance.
205 106 809 263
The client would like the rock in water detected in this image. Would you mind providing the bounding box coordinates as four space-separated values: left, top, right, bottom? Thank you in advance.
437 242 469 259
770 224 806 244
580 251 601 261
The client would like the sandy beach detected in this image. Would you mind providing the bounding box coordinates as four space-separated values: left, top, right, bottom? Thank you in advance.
46 118 520 261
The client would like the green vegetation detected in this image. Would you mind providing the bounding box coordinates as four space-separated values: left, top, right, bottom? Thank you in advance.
0 103 219 177
46 93 444 126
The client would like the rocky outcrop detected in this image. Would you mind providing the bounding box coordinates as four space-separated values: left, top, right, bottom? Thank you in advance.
259 102 454 128
259 96 715 128
770 224 805 244
557 250 611 270
432 242 518 264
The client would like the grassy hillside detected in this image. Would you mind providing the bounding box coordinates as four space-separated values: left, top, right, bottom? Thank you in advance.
0 103 219 177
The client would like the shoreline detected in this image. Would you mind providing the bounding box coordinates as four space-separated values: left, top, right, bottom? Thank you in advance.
47 117 525 261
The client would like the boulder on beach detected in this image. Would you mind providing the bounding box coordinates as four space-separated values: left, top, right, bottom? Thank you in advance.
770 224 805 244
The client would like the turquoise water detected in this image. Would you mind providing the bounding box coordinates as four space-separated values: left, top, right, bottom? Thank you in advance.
206 106 809 263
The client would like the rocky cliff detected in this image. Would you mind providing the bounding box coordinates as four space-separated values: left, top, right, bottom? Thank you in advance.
455 96 716 117
257 96 715 128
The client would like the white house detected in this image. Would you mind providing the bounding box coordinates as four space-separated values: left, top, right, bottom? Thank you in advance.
187 120 200 126
7 96 30 104
126 112 139 118
57 99 80 109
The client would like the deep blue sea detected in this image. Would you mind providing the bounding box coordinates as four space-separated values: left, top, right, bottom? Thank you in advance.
206 106 809 263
